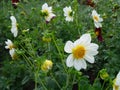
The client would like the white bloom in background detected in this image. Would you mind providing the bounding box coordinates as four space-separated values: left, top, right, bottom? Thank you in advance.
5 39 16 59
10 16 18 37
63 6 74 22
64 34 99 71
113 72 120 90
9 48 16 59
5 39 14 50
41 3 56 22
92 10 103 28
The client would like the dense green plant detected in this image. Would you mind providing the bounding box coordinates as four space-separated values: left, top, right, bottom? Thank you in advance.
0 0 120 90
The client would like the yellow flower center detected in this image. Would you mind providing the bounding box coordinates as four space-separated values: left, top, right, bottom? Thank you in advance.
72 45 85 59
113 79 119 90
68 11 73 17
12 54 17 60
9 45 14 50
94 16 99 21
42 10 49 17
115 85 119 90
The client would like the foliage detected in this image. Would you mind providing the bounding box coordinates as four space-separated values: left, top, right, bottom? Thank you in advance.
0 0 120 90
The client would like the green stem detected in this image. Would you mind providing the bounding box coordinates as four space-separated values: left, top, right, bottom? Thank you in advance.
65 73 70 89
51 33 67 73
65 68 73 89
35 69 47 90
50 73 61 89
101 80 106 90
93 72 100 86
22 54 32 69
47 42 51 59
74 0 81 35
105 85 111 90
35 71 38 90
19 44 34 59
72 73 76 85
39 78 48 90
105 79 113 90
22 53 34 69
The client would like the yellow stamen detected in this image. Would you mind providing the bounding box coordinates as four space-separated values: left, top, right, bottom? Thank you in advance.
115 85 119 90
72 45 85 59
94 16 99 21
12 54 17 60
9 45 14 50
42 10 49 16
68 11 73 17
113 79 119 90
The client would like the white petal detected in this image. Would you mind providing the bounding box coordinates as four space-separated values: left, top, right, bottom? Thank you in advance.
11 25 17 32
116 72 120 85
63 7 68 13
80 60 87 69
49 13 56 18
100 18 103 22
86 43 99 51
45 13 55 22
86 50 98 56
85 55 95 63
66 16 73 22
92 10 97 16
86 45 99 56
13 30 18 37
63 6 72 17
10 16 16 23
5 39 13 47
66 54 74 67
5 46 9 49
5 39 12 45
42 3 48 10
45 16 51 22
48 7 52 13
11 26 18 37
74 60 82 71
64 41 74 53
63 8 66 13
74 38 81 46
113 86 115 90
80 34 91 44
9 49 15 57
74 34 91 46
94 22 102 28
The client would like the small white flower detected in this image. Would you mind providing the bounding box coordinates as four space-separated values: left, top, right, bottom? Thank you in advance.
41 3 56 22
5 39 14 50
113 72 120 90
10 16 18 37
63 6 74 22
92 10 103 28
64 34 99 71
9 48 16 59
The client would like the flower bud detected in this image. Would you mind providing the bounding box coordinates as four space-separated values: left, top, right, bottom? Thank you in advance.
100 69 109 81
41 60 53 71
